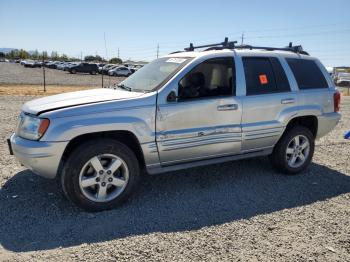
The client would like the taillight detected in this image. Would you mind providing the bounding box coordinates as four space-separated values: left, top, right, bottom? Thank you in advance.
334 91 341 112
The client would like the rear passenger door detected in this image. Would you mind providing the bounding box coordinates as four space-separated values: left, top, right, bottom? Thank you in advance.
240 56 296 151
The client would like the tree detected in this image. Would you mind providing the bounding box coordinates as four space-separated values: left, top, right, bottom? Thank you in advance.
18 49 29 59
109 57 122 64
60 54 68 61
31 49 39 59
51 51 59 60
84 55 103 62
7 49 19 59
0 52 5 58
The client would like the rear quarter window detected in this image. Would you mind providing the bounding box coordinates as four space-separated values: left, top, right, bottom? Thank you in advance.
286 58 328 89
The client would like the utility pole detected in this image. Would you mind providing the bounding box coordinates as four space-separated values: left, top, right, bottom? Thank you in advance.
241 32 245 45
104 32 108 60
117 48 120 59
156 44 159 59
42 52 46 92
80 51 83 62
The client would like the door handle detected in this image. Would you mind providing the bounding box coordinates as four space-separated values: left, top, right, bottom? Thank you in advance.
281 98 295 104
217 104 238 111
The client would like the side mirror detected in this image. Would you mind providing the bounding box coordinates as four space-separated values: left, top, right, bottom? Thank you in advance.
167 91 178 102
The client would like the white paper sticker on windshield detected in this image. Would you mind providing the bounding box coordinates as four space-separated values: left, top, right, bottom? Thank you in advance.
166 58 187 63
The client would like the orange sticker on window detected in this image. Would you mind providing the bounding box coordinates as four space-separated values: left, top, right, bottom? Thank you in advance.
259 74 268 85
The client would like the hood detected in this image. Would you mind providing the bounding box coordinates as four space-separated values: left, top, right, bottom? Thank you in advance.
22 88 143 115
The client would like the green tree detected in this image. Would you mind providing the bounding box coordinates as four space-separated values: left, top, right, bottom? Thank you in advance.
18 49 29 59
0 52 5 58
84 55 103 62
109 57 123 64
59 54 68 61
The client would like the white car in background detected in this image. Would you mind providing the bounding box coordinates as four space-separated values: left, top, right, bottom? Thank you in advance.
336 72 350 86
108 66 132 76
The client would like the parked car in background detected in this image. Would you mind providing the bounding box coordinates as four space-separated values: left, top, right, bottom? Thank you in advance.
69 62 98 74
8 40 341 211
46 61 60 69
23 60 42 68
100 64 116 75
108 66 132 76
56 62 69 70
336 72 350 86
63 62 79 71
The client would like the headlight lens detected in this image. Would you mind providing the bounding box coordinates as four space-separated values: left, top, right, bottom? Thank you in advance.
16 113 50 140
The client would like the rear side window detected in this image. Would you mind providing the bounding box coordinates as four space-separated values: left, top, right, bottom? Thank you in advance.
286 58 328 89
243 57 290 95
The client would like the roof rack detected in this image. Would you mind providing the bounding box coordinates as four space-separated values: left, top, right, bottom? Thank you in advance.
181 37 309 55
184 37 237 51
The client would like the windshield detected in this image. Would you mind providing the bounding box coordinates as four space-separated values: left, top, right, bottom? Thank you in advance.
119 57 191 92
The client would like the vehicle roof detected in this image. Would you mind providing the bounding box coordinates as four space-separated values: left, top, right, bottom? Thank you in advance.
164 49 315 60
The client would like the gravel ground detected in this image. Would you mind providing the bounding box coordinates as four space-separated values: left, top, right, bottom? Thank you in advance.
0 63 124 87
0 95 349 261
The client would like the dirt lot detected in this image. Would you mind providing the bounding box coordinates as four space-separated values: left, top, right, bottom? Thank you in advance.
0 63 124 87
0 94 349 261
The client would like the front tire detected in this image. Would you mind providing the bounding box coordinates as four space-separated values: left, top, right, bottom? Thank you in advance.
61 139 140 212
269 126 315 174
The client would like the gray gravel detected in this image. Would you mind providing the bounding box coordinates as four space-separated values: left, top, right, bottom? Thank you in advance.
0 63 124 87
0 95 349 261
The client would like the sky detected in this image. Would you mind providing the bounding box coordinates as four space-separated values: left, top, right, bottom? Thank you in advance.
0 0 350 66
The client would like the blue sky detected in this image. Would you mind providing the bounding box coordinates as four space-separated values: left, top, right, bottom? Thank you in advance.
1 0 350 66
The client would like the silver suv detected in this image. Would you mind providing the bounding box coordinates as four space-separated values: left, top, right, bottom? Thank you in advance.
8 40 341 211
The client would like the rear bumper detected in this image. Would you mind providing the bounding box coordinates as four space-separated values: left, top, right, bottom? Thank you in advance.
10 134 68 179
316 112 341 139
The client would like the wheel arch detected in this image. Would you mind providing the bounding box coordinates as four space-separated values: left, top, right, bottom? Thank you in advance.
284 115 318 138
59 130 145 175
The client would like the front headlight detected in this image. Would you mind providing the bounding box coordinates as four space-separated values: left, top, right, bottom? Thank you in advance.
16 113 50 140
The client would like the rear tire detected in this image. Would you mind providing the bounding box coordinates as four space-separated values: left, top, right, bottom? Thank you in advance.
90 70 96 75
269 126 314 175
61 138 140 212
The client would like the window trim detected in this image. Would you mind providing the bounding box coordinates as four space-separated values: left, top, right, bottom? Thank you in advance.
176 56 236 102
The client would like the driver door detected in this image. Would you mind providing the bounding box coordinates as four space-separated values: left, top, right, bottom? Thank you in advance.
156 57 242 165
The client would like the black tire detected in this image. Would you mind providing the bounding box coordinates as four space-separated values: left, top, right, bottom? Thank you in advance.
61 138 140 212
71 69 76 74
269 126 315 175
90 70 96 75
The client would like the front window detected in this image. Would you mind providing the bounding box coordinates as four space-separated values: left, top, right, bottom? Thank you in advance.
119 57 191 92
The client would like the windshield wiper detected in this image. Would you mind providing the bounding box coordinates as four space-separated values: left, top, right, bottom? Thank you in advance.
116 83 148 93
117 83 132 91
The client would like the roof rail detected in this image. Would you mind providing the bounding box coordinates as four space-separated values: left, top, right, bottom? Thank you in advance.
233 42 309 55
181 37 309 55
